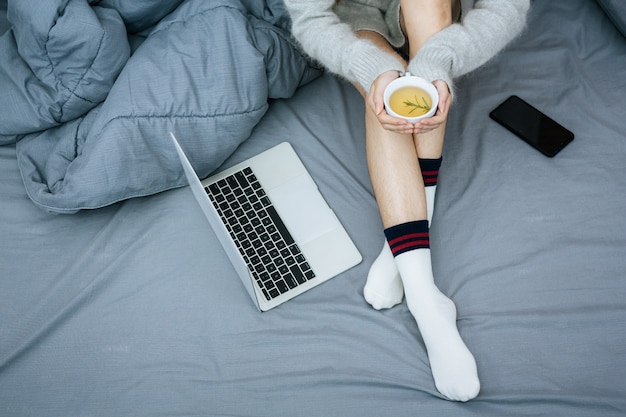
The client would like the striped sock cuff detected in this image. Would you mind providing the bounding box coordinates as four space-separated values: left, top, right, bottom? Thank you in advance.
384 220 430 257
419 157 442 187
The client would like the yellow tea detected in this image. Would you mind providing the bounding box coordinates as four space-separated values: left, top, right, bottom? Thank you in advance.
388 86 432 117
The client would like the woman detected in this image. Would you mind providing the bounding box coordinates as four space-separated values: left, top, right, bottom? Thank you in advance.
283 0 530 401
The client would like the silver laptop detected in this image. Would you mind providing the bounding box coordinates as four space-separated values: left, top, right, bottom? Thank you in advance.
170 133 362 311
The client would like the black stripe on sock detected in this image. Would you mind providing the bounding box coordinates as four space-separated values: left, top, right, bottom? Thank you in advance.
384 220 430 257
419 157 442 187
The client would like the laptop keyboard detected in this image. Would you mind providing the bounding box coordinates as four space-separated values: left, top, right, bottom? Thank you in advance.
205 167 316 301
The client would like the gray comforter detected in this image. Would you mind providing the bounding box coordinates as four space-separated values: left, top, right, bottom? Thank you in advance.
0 0 320 213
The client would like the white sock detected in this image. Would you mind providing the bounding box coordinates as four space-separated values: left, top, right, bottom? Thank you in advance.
419 157 441 224
425 185 436 224
363 185 437 310
395 248 480 401
363 240 403 309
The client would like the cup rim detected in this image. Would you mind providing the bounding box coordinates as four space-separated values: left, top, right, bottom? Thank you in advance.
383 74 439 123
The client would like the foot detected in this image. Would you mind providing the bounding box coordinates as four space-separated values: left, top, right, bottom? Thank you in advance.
414 288 480 401
363 241 403 309
395 249 480 401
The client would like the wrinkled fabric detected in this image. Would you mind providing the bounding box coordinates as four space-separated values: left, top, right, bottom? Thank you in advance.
0 0 321 213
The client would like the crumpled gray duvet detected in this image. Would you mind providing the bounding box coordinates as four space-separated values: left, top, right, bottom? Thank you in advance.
0 0 320 213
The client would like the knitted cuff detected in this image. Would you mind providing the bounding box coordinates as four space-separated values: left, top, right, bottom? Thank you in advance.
347 41 405 93
407 47 454 96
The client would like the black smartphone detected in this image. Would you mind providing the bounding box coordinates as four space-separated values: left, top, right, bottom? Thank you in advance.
489 95 574 157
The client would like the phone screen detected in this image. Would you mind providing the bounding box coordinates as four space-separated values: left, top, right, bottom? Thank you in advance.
489 95 574 157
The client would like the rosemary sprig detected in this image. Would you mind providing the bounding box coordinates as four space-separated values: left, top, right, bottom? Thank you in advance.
403 95 431 114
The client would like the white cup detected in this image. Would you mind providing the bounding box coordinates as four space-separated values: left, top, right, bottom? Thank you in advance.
383 73 439 123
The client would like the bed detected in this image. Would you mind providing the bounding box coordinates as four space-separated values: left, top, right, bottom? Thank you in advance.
1 0 625 416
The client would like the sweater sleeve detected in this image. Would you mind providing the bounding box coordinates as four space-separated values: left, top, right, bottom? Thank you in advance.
283 0 405 92
407 0 530 93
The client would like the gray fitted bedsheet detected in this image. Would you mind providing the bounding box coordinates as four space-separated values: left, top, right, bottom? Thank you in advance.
1 0 625 416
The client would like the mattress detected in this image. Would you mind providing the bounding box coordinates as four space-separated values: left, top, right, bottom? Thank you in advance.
1 0 625 416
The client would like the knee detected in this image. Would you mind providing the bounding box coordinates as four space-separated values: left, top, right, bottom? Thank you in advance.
399 0 456 56
399 0 455 33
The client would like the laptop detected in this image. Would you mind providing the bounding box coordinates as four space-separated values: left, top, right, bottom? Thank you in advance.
170 133 362 311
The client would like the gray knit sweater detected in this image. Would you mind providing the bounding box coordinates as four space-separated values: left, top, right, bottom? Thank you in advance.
284 0 530 93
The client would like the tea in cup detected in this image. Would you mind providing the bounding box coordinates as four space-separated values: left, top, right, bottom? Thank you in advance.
384 74 439 123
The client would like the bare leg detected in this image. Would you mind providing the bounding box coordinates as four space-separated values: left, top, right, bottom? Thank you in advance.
362 0 480 401
357 30 412 309
399 0 479 401
402 0 450 160
407 0 450 225
360 4 446 311
365 113 426 227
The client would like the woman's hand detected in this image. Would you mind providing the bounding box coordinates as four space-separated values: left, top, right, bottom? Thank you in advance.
410 79 451 135
366 75 451 135
366 70 416 135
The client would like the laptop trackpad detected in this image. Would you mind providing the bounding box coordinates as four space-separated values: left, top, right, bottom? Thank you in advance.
268 175 338 245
